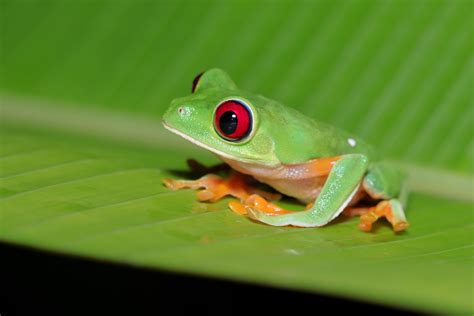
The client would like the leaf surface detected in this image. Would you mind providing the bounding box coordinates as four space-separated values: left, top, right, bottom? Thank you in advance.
1 127 472 314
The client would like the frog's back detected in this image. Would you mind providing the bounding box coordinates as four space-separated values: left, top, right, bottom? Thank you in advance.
257 99 377 164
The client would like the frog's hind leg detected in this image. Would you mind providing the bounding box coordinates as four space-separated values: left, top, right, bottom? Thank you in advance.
358 163 409 232
356 199 409 232
163 172 281 203
246 154 369 227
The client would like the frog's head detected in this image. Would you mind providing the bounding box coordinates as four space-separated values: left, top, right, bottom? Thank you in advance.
162 68 281 166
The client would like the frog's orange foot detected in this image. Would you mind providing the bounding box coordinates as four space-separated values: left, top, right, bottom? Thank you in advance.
163 172 281 203
350 200 409 232
229 194 296 217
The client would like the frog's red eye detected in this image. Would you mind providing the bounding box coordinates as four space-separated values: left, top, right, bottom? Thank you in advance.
214 100 252 141
191 71 204 93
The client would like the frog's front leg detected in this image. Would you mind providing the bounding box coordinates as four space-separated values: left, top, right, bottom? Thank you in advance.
163 171 281 203
247 154 368 227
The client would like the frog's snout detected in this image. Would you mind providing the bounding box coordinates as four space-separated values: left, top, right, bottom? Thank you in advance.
161 104 173 125
162 100 197 131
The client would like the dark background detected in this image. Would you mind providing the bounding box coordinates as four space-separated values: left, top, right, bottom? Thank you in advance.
0 242 420 316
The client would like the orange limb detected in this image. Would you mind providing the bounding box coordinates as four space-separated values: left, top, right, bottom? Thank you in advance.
344 201 409 232
229 194 301 216
273 156 341 179
163 172 281 203
305 156 341 177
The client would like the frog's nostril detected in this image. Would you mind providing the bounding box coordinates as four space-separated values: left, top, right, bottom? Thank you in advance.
177 106 193 118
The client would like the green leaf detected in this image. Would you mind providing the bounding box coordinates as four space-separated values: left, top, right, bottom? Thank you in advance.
1 126 473 314
1 0 473 314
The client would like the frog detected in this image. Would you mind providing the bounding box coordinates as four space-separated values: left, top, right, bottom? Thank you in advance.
161 68 409 232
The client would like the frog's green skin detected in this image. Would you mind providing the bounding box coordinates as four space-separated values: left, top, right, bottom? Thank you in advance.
162 69 408 229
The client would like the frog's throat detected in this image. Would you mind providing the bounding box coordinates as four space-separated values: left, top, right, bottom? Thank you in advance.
162 121 276 166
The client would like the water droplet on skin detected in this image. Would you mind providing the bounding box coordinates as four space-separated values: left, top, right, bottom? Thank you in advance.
348 138 357 147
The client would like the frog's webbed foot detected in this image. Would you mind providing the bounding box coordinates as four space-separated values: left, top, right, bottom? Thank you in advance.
344 199 409 232
359 199 409 232
163 172 281 203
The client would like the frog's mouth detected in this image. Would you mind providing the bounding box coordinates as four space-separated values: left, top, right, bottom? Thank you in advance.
162 120 246 162
162 120 277 166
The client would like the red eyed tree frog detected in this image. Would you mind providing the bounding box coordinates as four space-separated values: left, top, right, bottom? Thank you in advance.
162 69 409 232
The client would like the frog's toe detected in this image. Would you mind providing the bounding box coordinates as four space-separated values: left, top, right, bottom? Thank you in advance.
393 221 410 232
196 189 217 202
359 199 409 232
163 172 252 202
162 178 187 190
228 200 248 215
246 207 318 227
244 195 293 215
229 195 296 218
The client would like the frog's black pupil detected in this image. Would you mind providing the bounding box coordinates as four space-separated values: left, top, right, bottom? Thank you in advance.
219 111 238 135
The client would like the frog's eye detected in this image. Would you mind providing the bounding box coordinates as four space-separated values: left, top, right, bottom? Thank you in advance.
214 100 252 142
191 72 204 93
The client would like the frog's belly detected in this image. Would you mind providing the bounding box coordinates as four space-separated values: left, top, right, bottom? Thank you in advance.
220 157 365 205
254 175 326 204
257 175 366 206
